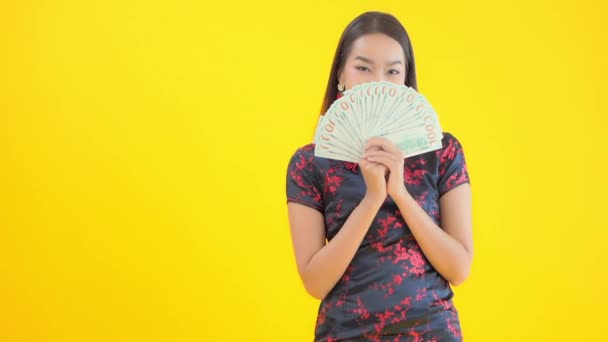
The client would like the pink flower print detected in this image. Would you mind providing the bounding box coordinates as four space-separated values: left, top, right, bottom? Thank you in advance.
408 248 426 276
343 161 358 173
324 168 344 194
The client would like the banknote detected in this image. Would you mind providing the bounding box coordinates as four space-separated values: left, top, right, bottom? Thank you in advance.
314 81 443 162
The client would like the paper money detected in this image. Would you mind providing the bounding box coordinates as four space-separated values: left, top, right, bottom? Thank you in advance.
314 81 443 162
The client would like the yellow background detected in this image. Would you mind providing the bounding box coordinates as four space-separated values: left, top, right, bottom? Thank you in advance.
1 1 606 341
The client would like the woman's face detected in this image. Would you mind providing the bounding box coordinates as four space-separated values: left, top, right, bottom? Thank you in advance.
338 33 406 90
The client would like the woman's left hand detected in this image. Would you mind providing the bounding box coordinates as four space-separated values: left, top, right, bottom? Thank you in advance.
362 137 409 200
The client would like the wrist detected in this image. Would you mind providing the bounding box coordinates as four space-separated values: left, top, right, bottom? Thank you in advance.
391 186 411 202
361 193 385 209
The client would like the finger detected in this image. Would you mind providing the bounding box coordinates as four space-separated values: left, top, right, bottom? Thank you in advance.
365 145 382 152
359 158 385 169
365 137 398 152
358 159 372 170
362 150 400 162
359 158 387 171
365 155 399 170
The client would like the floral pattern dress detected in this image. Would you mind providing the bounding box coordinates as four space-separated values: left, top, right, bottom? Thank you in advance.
286 132 471 342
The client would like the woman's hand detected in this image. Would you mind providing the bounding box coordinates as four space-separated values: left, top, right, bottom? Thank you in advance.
362 137 408 200
358 157 388 205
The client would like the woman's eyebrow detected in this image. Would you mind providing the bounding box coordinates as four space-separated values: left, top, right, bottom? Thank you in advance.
354 56 402 66
354 56 374 64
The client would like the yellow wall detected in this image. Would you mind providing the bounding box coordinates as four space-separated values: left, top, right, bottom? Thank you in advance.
1 1 606 341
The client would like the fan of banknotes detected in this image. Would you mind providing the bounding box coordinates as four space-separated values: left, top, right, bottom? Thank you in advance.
314 81 443 162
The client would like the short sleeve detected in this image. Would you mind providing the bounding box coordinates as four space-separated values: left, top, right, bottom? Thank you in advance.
438 133 471 197
286 146 324 212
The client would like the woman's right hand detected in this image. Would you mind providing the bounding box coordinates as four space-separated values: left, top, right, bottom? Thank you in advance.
358 158 388 204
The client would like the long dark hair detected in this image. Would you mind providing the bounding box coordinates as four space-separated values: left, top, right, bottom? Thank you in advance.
320 12 418 115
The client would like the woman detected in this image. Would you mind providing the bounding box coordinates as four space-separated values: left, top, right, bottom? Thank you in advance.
286 11 473 341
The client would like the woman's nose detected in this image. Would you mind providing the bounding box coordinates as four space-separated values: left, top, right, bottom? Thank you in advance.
370 71 386 82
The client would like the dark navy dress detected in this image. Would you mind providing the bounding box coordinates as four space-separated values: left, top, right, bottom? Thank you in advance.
286 132 470 342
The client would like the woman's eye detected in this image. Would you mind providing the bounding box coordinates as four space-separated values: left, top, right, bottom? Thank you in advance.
356 66 370 72
388 70 400 75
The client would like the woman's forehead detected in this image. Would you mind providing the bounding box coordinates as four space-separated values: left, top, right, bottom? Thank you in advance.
348 34 405 62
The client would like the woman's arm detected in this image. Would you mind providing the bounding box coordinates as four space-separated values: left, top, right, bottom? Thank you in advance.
392 184 473 285
362 137 473 285
288 158 388 300
288 195 383 300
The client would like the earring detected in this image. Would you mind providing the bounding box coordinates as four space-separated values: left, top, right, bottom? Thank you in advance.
337 83 345 92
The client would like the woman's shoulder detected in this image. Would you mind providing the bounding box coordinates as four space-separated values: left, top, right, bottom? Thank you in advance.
415 132 467 170
440 131 463 147
287 143 324 171
291 143 315 155
288 143 316 165
287 143 340 176
437 131 467 157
